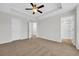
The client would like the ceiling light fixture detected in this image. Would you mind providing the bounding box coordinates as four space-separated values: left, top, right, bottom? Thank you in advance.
32 7 38 12
25 3 44 14
33 8 37 12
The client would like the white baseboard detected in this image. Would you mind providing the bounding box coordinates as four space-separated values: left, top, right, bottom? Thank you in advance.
0 37 28 44
0 36 62 44
0 40 14 44
37 36 62 43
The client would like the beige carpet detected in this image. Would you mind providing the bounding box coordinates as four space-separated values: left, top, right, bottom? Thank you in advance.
0 37 79 56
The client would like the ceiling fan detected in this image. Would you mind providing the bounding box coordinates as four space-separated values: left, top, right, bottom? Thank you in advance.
25 3 44 14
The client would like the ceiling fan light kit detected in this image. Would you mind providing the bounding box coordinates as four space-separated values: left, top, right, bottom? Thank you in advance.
25 3 44 14
32 8 37 12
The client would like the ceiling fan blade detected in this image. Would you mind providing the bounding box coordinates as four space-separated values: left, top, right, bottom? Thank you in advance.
30 3 34 7
37 5 44 9
33 12 35 14
37 10 42 13
25 8 32 10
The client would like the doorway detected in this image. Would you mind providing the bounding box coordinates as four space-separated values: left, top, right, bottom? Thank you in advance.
61 16 75 45
28 22 37 39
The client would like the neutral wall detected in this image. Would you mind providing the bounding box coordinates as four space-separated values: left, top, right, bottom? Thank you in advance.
20 19 28 39
37 10 76 43
76 5 79 49
0 12 28 44
0 12 12 44
37 16 61 42
11 17 28 40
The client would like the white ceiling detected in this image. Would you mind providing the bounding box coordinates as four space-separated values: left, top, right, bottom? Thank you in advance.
0 3 79 20
10 3 61 18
